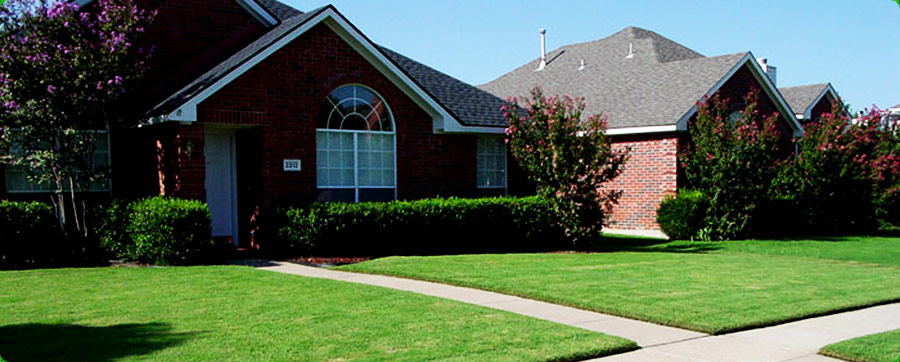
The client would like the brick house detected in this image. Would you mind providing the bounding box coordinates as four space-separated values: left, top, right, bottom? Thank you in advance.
2 0 516 247
779 83 840 125
481 27 815 235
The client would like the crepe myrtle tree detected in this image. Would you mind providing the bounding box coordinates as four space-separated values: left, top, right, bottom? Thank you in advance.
0 0 153 238
504 87 629 245
680 90 782 240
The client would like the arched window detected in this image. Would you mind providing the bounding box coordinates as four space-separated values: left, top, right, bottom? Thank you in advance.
316 85 396 202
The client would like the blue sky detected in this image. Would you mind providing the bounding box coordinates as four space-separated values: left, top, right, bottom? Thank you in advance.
291 0 899 111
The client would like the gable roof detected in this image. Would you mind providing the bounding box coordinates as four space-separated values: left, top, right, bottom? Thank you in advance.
146 3 505 133
379 47 506 127
779 83 837 120
480 26 802 136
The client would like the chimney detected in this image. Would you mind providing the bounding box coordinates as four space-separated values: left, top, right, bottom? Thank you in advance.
536 28 547 71
756 58 777 85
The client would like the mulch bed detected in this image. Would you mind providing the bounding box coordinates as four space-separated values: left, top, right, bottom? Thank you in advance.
289 256 373 267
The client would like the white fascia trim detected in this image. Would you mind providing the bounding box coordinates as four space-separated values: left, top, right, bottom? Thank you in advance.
236 0 278 27
322 14 462 133
607 125 678 135
159 8 461 133
440 122 506 134
675 53 804 137
801 84 837 120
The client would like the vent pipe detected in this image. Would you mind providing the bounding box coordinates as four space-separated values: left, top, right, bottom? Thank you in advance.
756 58 777 85
625 42 634 59
536 28 547 71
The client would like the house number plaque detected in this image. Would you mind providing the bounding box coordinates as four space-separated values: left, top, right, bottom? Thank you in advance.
283 159 301 171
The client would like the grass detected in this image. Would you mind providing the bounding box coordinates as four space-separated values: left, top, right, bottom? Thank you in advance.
339 236 900 334
820 329 900 362
0 266 636 361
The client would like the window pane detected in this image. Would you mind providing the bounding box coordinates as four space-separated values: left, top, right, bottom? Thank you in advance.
317 85 394 132
477 136 506 188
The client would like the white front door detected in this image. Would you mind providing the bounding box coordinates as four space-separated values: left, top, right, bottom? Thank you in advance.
204 129 238 246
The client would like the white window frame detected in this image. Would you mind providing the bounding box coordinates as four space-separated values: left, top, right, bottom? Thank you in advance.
476 135 508 191
316 85 397 202
4 130 111 193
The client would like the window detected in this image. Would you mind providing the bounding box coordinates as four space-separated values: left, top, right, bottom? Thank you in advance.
316 85 395 202
477 136 506 189
5 131 110 193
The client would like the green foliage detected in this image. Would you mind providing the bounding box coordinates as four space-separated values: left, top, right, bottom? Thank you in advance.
278 197 567 256
98 197 211 265
0 200 61 268
656 189 708 240
0 0 154 238
503 87 628 245
680 91 783 240
772 104 899 233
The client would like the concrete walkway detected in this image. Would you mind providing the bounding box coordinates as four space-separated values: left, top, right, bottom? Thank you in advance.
249 260 900 361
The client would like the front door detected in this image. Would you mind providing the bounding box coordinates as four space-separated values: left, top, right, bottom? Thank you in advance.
204 129 238 246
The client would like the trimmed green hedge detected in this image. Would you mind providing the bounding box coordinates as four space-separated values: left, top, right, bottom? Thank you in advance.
279 197 567 256
656 189 708 240
0 201 62 268
99 197 212 265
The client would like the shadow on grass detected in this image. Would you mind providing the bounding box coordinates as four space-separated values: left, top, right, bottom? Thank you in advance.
0 322 197 362
591 235 722 254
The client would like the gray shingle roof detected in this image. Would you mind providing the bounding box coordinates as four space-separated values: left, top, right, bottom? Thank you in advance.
379 47 506 127
779 83 829 116
480 27 748 129
256 0 303 20
150 1 505 128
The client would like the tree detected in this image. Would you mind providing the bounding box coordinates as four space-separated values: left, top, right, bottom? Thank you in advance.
680 90 782 240
0 0 154 238
773 103 900 232
504 87 628 245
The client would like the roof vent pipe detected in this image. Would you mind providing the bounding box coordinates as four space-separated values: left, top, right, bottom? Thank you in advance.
756 57 777 85
536 28 547 71
625 42 634 59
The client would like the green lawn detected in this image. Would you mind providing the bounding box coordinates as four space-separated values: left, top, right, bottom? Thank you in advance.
339 236 900 334
820 329 900 362
0 266 636 361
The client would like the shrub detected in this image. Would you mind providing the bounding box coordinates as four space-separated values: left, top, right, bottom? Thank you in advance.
0 200 62 268
504 87 628 245
680 91 783 240
656 190 708 240
278 197 567 256
99 197 211 265
772 105 895 234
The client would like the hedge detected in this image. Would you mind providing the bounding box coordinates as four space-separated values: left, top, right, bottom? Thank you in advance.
0 200 62 268
656 189 708 240
98 197 212 265
278 197 567 256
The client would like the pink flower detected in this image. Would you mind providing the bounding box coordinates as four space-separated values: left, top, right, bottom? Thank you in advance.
47 85 57 94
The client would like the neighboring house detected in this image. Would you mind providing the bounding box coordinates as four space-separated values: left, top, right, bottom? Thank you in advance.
1 0 514 247
779 83 841 125
888 103 900 123
481 26 805 234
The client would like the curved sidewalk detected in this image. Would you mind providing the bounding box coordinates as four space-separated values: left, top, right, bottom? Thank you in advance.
250 260 899 361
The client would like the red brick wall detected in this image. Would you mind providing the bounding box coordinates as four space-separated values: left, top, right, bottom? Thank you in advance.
807 93 835 125
605 134 679 230
132 0 268 109
191 23 489 206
